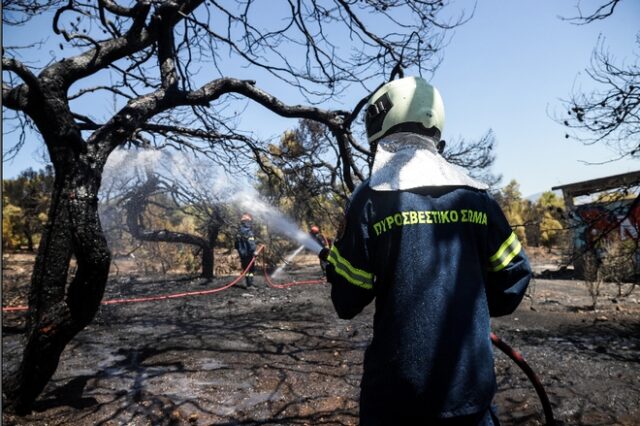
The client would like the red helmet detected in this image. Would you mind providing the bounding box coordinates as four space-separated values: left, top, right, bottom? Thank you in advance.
310 225 320 234
241 213 253 222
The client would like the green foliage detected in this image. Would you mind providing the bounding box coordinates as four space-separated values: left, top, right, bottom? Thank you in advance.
495 182 568 252
536 191 566 251
257 119 345 238
2 195 23 250
495 180 528 245
2 167 54 251
520 190 569 251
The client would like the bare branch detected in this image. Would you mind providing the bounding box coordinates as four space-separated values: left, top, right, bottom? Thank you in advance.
2 0 64 25
562 0 622 24
2 56 40 91
68 85 133 101
98 0 140 17
559 35 640 161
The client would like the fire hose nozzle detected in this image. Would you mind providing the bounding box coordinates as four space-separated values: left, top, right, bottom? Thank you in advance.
318 247 330 261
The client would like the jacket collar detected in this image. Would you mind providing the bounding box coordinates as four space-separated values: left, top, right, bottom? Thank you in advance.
369 133 488 191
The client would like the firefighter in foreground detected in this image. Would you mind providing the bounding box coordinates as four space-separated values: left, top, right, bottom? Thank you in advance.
320 76 532 425
235 213 257 288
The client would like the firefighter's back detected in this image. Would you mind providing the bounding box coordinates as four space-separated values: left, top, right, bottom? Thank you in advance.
357 185 497 419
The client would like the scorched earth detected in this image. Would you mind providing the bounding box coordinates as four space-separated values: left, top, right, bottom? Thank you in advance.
2 252 640 425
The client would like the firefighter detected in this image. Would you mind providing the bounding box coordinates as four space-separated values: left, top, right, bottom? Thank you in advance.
310 225 329 275
319 76 532 425
235 213 257 288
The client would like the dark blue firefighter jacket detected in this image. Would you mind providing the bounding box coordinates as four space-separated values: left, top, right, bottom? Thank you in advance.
326 182 532 419
235 223 256 259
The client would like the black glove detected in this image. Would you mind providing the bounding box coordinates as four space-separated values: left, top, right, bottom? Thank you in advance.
318 247 330 261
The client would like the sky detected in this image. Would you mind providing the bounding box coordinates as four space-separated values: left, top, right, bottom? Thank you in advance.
431 0 640 197
2 1 639 198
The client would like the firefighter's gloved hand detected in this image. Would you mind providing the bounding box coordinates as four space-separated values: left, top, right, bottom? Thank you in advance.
318 247 330 261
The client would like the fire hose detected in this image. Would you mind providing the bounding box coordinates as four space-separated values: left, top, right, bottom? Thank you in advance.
1 245 268 312
1 245 322 311
490 332 555 425
2 246 554 423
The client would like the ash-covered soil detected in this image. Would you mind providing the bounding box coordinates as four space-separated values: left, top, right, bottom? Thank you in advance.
2 252 640 425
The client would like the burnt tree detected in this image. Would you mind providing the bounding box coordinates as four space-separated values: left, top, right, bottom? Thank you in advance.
554 0 640 279
123 173 226 279
561 0 638 161
2 0 465 412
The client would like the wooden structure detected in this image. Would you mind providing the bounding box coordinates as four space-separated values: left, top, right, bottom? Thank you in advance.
552 170 640 277
552 170 640 210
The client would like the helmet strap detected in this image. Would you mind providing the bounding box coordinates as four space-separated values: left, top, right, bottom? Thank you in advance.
365 93 393 138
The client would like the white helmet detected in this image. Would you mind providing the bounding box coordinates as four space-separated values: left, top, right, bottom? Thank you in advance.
364 76 445 145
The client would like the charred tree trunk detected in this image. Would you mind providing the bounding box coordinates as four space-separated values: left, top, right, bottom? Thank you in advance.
24 232 34 252
203 223 221 280
2 163 110 414
124 179 216 279
202 246 214 279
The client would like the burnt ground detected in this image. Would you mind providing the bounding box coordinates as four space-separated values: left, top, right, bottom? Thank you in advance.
2 252 640 426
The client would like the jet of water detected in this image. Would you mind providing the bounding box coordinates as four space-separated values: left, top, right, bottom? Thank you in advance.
233 192 323 254
271 245 305 279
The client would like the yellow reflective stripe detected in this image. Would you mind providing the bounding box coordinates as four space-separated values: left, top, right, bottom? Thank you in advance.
490 232 517 262
490 239 522 272
328 245 374 290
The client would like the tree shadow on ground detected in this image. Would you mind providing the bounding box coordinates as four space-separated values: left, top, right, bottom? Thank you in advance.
4 274 640 425
4 283 363 425
492 317 640 426
33 376 98 411
533 267 577 280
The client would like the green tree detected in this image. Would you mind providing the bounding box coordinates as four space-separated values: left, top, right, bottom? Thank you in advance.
2 167 54 251
495 180 528 245
536 191 566 252
258 120 345 228
2 194 23 250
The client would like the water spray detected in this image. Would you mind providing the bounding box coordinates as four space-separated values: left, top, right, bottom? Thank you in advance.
101 148 322 253
271 245 306 279
233 192 323 254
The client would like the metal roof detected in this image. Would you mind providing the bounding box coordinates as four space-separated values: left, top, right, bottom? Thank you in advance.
551 170 640 198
